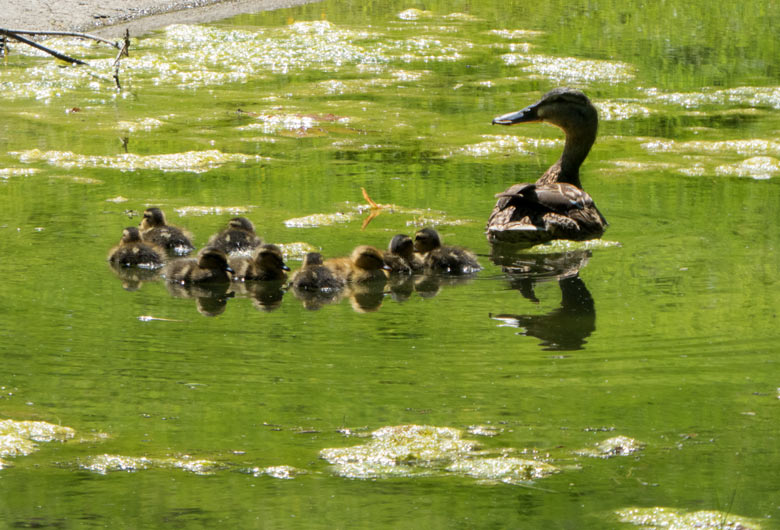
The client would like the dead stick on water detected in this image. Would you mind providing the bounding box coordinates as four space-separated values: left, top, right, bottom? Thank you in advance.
2 28 121 49
0 28 87 65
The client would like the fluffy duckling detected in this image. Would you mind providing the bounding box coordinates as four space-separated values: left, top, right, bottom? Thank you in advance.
164 247 233 284
290 252 346 292
207 217 263 256
384 234 424 274
413 227 482 275
229 244 290 282
324 245 389 284
139 207 195 256
108 226 166 269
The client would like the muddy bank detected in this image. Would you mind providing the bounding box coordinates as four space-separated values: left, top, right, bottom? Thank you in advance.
3 0 322 38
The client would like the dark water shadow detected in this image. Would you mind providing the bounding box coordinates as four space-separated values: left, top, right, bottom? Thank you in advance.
166 282 236 317
489 248 596 351
108 263 162 291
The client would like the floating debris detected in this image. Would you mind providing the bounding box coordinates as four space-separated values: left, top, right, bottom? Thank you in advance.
451 135 562 158
642 85 780 110
615 506 761 529
106 196 129 203
49 175 104 184
137 315 182 322
489 29 545 39
0 168 39 179
277 242 318 260
397 9 434 20
467 425 503 437
447 456 558 485
284 212 357 228
575 436 644 458
117 118 165 132
173 205 252 216
81 454 219 475
594 101 652 121
10 149 266 174
641 139 780 157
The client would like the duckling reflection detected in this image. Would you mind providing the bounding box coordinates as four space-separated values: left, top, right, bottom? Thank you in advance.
164 247 233 285
108 263 162 291
413 228 482 275
290 252 346 310
139 207 195 256
166 282 235 317
108 226 166 269
207 217 263 256
233 280 286 312
490 250 595 351
229 244 290 282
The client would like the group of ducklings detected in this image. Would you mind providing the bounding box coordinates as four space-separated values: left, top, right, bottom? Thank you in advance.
109 207 482 301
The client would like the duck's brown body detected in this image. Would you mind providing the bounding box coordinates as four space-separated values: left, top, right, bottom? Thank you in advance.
487 88 607 245
108 227 166 269
139 207 195 255
324 245 388 284
414 228 481 275
384 234 424 274
165 247 233 284
229 244 290 281
207 217 263 256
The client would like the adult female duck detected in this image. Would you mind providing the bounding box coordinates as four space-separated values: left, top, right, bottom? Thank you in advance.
487 88 607 245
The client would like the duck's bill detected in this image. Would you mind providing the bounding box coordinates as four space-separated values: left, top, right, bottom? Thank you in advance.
492 103 540 125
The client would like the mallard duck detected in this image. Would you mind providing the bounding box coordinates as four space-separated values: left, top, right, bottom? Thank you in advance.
413 227 481 274
324 245 389 284
164 247 233 284
229 244 290 281
290 252 346 292
139 207 195 255
207 217 263 256
384 234 424 274
108 226 166 269
487 87 607 245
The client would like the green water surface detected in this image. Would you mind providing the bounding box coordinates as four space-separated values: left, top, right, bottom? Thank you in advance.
1 0 779 528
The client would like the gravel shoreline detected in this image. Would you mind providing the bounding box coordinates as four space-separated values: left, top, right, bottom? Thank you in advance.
3 0 322 38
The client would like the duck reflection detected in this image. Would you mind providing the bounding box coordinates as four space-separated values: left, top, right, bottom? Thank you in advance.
490 249 595 351
108 263 162 291
166 282 235 317
234 280 286 312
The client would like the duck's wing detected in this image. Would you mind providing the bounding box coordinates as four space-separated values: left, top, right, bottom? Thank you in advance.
487 183 607 244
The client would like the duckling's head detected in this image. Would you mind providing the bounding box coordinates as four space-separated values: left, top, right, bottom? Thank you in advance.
255 244 291 272
228 217 255 233
414 228 442 253
351 245 386 271
120 226 143 244
492 87 597 135
140 207 166 229
198 247 233 273
388 234 414 258
302 252 324 267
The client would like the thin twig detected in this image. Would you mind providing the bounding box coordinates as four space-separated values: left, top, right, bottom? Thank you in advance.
1 28 119 49
0 28 86 65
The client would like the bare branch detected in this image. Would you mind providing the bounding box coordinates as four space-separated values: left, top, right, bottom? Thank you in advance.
1 28 120 49
0 28 86 65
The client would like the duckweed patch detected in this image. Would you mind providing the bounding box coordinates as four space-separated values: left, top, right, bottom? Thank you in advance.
249 465 305 479
0 419 75 462
10 149 266 173
643 85 780 110
715 157 780 180
320 424 557 484
575 436 644 458
615 506 761 529
451 135 562 158
502 54 635 84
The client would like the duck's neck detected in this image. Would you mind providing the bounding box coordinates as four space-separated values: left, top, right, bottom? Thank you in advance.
537 125 596 188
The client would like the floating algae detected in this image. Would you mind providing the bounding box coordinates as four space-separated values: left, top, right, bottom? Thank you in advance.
249 465 305 479
616 506 761 529
575 436 644 459
82 454 219 475
0 419 75 464
320 424 557 484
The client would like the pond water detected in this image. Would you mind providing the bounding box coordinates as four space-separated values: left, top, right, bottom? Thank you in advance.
1 0 779 527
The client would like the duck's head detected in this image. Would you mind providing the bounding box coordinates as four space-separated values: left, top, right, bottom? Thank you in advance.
198 247 234 273
351 245 388 271
413 227 442 253
388 234 414 258
492 87 597 134
140 207 166 229
120 226 143 244
302 252 324 267
228 217 255 233
254 244 291 272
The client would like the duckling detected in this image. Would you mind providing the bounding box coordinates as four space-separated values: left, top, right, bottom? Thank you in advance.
413 227 482 274
290 252 346 292
324 245 389 284
229 244 290 282
206 217 263 256
487 88 607 245
384 234 424 274
108 226 166 269
164 247 233 284
139 207 195 256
